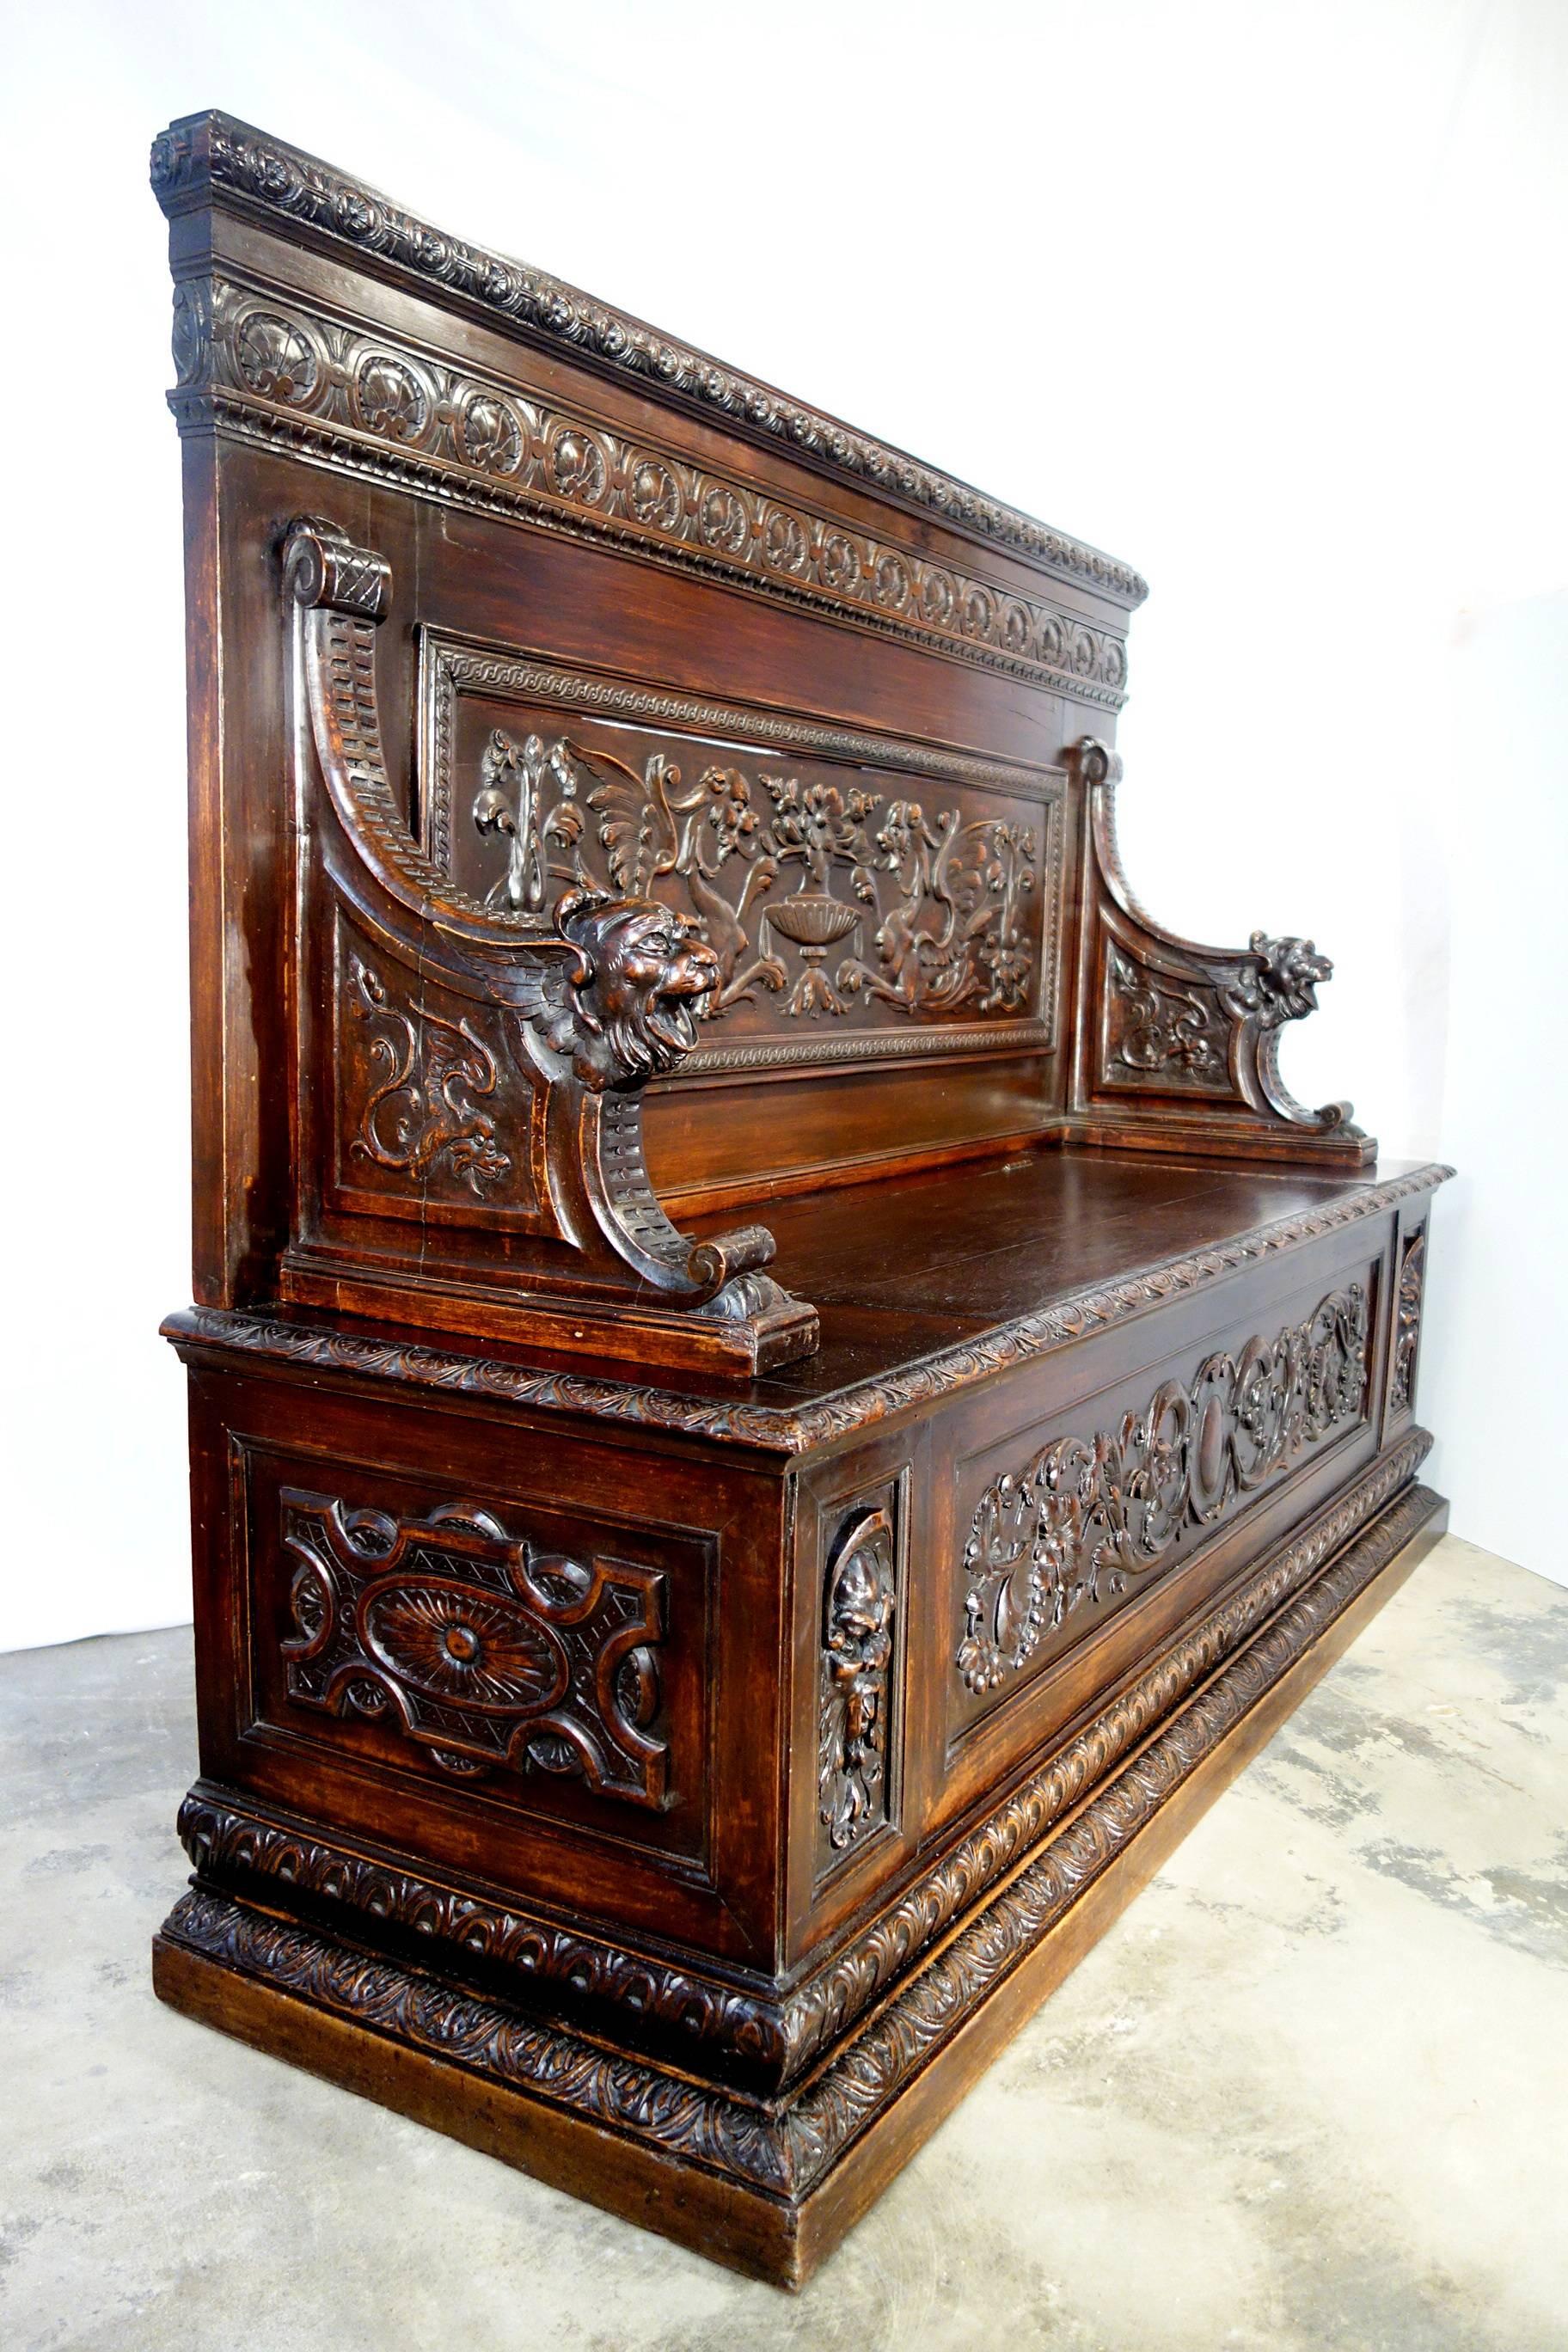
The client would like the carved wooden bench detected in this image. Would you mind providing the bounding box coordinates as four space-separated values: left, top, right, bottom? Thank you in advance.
149 111 1449 2288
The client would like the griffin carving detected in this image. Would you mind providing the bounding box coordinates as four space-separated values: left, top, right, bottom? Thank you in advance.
519 887 720 1092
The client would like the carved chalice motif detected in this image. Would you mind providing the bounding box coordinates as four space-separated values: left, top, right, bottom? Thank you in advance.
471 730 1038 1031
764 890 862 1017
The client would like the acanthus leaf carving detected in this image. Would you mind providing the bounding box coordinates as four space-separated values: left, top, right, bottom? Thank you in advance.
957 1283 1370 1694
346 956 511 1195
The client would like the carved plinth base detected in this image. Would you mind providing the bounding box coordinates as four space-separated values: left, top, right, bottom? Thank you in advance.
152 1476 1447 2289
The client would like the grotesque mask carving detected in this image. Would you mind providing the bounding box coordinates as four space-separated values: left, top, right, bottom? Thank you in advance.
1240 932 1333 1026
523 888 720 1092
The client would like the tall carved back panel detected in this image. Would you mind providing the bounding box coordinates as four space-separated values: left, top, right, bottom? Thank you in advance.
154 113 1146 1339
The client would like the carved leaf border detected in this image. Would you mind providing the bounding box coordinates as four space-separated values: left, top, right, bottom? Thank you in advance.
175 1431 1427 2091
161 1466 1442 2196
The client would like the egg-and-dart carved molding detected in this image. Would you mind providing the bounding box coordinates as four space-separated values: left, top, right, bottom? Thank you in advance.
167 274 1130 710
159 1468 1442 2192
174 1429 1430 2093
150 112 1148 609
162 1164 1453 1457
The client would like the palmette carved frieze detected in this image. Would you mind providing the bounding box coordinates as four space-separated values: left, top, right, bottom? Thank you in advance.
476 732 1039 1029
282 1491 668 1805
958 1284 1369 1694
170 276 1129 706
818 1508 898 1862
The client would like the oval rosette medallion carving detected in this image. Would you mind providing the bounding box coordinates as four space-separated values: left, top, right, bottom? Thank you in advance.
359 1578 570 1713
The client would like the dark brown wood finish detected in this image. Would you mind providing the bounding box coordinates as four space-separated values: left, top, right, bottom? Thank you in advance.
150 110 1453 2288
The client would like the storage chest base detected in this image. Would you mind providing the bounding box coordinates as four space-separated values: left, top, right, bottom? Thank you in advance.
154 1476 1446 2290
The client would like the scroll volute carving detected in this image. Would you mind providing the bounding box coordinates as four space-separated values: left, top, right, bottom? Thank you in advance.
1074 737 1374 1167
283 516 817 1368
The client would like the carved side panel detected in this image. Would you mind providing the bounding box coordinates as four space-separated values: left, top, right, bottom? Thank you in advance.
420 636 1065 1075
816 1483 905 1882
281 1489 669 1806
953 1279 1372 1726
1102 945 1234 1093
1389 1226 1427 1416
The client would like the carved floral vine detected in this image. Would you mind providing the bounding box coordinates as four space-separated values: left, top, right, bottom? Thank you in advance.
958 1285 1369 1693
473 732 1038 1023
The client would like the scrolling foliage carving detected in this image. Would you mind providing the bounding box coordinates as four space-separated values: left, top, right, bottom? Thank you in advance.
282 1490 668 1806
345 955 511 1195
1078 738 1369 1162
475 731 1039 1027
958 1285 1369 1694
818 1507 897 1864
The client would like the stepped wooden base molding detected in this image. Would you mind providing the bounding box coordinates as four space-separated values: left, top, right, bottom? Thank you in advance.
154 1463 1446 2288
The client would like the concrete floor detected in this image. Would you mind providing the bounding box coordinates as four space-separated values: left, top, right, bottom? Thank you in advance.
2 1533 1565 2352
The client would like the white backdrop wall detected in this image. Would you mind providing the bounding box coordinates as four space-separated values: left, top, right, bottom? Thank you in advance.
3 0 1563 1651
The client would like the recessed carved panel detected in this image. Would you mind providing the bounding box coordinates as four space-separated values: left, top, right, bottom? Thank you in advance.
1390 1227 1426 1414
329 926 542 1222
818 1504 899 1871
281 1489 669 1806
956 1282 1371 1710
421 638 1063 1075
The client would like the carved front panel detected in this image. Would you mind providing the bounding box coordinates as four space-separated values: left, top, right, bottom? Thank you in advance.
241 1446 714 1861
282 1490 668 1804
952 1277 1372 1735
420 637 1064 1075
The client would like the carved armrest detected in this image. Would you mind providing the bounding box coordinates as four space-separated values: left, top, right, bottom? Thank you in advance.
1075 738 1370 1165
284 518 815 1363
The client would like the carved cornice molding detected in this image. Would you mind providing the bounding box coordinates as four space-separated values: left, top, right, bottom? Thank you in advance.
150 113 1147 611
175 1431 1430 2092
159 1473 1444 2193
162 1164 1453 1455
170 276 1130 708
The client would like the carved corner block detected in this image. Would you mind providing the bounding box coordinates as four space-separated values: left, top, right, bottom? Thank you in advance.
1074 736 1374 1167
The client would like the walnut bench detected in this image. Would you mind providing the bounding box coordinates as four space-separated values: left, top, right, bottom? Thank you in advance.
148 109 1449 2288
